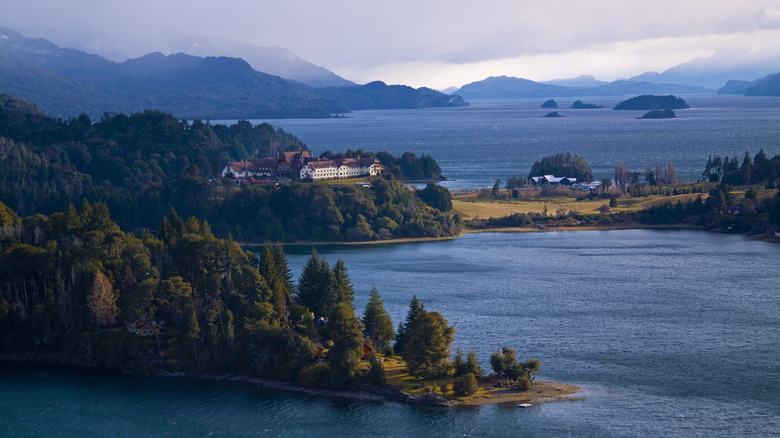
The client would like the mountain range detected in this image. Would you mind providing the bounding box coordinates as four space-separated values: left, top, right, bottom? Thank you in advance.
2 25 778 119
452 75 714 100
717 72 780 96
11 24 355 89
626 52 780 90
0 27 465 119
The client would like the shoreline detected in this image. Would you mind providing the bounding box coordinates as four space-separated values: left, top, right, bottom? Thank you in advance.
0 356 581 408
236 222 707 248
182 372 582 408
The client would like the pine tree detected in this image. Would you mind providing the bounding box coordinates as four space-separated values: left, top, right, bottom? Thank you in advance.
394 295 425 354
367 354 387 386
362 286 395 351
273 244 295 299
258 243 277 285
330 259 355 309
295 250 330 317
328 302 364 389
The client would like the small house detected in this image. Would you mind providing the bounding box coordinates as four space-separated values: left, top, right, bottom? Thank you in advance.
126 317 161 336
362 343 374 360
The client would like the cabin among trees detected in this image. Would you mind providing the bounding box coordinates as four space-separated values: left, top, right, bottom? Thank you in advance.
126 317 161 336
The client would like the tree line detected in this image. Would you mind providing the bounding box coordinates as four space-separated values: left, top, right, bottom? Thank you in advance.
703 149 780 187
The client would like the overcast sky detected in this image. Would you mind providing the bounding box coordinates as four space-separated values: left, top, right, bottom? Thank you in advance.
3 0 780 89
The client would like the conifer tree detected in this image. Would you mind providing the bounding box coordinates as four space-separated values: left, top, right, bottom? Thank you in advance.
328 302 364 389
362 286 395 351
295 250 330 317
273 244 295 299
367 353 387 386
258 243 277 285
394 295 425 354
330 259 355 309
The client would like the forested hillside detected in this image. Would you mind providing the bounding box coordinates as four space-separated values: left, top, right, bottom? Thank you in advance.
0 200 393 386
0 95 459 242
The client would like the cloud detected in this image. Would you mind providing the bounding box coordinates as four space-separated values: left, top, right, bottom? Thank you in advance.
338 28 780 90
2 0 780 87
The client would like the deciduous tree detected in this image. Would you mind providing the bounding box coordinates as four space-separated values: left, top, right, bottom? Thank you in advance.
402 308 454 378
87 271 117 329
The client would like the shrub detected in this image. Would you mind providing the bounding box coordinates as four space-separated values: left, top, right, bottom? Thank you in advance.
297 362 330 389
515 375 532 391
453 372 478 396
367 354 386 387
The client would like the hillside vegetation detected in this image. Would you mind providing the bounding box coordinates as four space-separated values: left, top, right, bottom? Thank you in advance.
0 95 460 242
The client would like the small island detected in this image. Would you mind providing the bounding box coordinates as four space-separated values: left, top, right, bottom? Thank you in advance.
541 99 558 108
639 109 676 119
544 111 564 117
570 100 603 109
614 95 689 110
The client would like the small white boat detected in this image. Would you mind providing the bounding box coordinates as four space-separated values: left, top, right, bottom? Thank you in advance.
518 403 533 408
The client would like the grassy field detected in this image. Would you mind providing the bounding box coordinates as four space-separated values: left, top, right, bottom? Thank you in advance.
452 192 704 220
374 355 580 405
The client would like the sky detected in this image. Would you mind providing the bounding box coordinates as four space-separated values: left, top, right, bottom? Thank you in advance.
3 0 780 89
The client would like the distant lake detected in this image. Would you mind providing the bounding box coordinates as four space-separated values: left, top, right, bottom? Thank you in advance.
218 94 780 190
4 230 777 437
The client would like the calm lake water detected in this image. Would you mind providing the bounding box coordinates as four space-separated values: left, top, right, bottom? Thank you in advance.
4 97 780 436
3 230 779 437
220 94 780 190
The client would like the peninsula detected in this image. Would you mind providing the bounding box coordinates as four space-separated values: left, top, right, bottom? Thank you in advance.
0 198 577 408
450 150 780 241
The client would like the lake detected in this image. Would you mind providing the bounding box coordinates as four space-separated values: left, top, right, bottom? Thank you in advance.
219 94 780 191
3 230 779 437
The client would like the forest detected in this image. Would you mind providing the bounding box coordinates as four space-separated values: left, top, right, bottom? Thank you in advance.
0 201 535 394
0 94 459 242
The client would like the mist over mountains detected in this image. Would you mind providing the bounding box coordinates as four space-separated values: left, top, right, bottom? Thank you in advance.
627 52 780 90
0 27 465 119
2 24 779 120
10 24 355 88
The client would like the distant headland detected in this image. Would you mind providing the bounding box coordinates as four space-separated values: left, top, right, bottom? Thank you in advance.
570 100 603 109
639 109 677 119
614 95 689 110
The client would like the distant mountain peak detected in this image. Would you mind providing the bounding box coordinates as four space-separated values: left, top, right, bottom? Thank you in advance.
629 51 780 89
542 75 608 88
0 26 465 119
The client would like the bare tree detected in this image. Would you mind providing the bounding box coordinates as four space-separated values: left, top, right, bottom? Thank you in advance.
87 271 117 329
666 161 678 185
615 162 631 191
